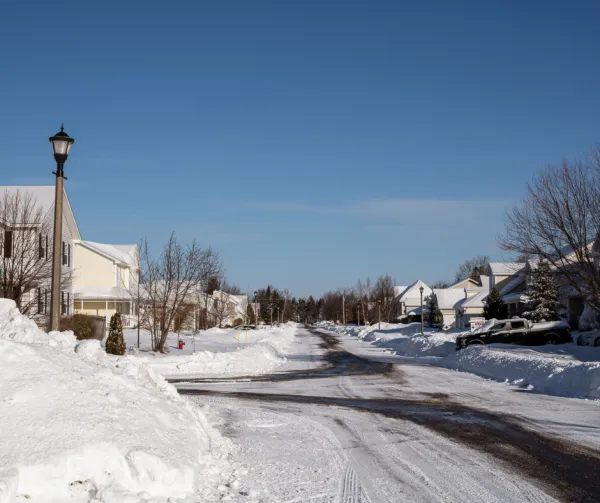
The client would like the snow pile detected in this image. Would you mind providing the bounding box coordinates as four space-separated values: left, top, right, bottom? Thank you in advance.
136 324 298 378
317 321 600 400
140 343 286 378
317 321 457 358
0 299 233 502
443 345 600 400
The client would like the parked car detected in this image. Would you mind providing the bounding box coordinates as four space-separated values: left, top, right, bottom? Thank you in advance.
456 318 571 350
576 332 600 347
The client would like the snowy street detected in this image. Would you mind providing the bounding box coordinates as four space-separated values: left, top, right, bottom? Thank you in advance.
176 326 600 503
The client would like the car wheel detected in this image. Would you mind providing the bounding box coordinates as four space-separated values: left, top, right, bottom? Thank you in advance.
595 338 600 347
546 333 559 345
467 340 485 347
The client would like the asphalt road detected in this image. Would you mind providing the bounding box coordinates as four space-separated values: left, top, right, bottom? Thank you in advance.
175 327 600 502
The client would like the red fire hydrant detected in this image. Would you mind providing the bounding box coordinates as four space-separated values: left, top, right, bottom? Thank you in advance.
178 340 184 350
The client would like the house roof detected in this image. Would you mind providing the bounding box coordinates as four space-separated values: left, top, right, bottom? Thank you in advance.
498 274 526 296
433 288 466 310
78 241 137 266
456 291 487 309
488 262 525 276
73 286 132 300
396 280 431 302
449 277 480 289
393 285 408 297
0 185 81 239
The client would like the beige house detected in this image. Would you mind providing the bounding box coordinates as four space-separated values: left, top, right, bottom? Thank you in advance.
72 240 139 330
394 280 432 318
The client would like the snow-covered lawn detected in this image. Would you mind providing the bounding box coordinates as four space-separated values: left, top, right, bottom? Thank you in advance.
317 321 600 400
0 300 236 502
124 323 319 379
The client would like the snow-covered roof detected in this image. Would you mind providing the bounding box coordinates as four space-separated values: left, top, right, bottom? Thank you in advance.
456 291 487 309
498 274 526 296
396 280 431 302
73 286 132 300
0 186 56 217
432 288 466 310
393 285 408 298
488 262 525 276
0 185 81 239
78 241 137 266
448 277 480 289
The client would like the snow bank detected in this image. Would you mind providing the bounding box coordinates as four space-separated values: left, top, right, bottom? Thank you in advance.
0 300 233 502
443 345 600 400
318 321 457 358
140 343 286 378
317 322 600 400
137 324 298 378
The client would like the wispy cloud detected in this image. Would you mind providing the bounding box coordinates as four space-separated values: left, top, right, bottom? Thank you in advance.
240 198 512 225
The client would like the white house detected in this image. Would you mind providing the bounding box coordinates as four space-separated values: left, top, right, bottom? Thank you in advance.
0 186 81 324
395 280 432 317
72 240 139 330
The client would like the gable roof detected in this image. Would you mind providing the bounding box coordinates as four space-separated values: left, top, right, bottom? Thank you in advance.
449 277 480 289
0 185 81 239
433 288 466 310
393 285 408 297
77 240 138 266
488 262 525 276
456 291 487 309
396 280 431 302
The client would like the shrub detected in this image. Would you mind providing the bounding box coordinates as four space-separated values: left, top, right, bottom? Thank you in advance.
106 313 126 355
60 314 95 340
232 317 244 327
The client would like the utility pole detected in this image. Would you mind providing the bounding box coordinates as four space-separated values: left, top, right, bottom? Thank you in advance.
357 304 360 326
419 285 424 335
342 294 346 325
377 300 381 330
137 267 141 349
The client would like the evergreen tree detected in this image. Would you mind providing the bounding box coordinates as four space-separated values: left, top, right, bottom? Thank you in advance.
523 259 558 322
106 313 126 355
483 287 508 320
246 303 256 325
425 294 440 324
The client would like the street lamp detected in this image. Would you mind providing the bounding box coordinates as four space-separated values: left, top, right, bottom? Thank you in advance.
419 285 424 335
49 124 75 331
253 291 258 326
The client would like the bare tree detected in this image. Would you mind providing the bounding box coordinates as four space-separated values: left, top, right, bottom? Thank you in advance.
211 288 236 328
196 250 223 329
500 153 600 311
430 280 450 289
454 255 490 283
140 233 215 352
0 189 71 321
372 274 398 322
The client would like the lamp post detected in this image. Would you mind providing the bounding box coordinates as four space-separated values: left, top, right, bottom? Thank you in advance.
253 291 258 326
48 125 75 332
419 285 424 335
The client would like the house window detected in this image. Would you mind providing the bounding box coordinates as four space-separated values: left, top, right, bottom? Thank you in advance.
38 233 44 259
61 291 70 316
45 235 49 261
68 243 71 267
62 242 68 266
37 288 43 314
4 230 13 259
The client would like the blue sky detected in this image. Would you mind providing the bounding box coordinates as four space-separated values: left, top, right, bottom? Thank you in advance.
2 1 600 296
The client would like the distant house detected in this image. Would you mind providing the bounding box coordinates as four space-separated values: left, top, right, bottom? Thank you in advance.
210 290 249 327
0 186 81 323
72 241 139 330
394 280 432 318
433 288 468 327
453 275 490 329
